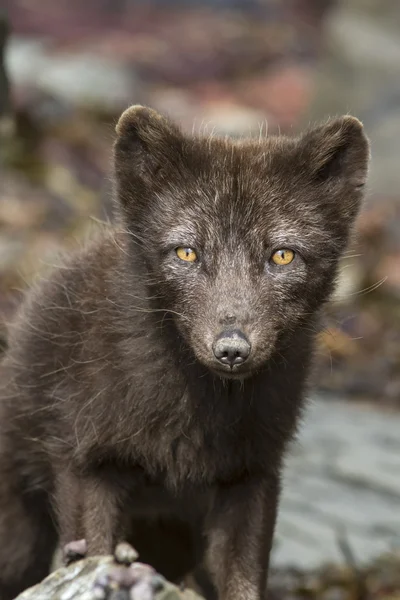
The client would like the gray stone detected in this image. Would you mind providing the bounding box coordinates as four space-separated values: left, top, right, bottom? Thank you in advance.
273 397 400 568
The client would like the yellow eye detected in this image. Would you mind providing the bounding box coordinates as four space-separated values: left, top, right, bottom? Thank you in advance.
176 247 198 262
271 249 295 266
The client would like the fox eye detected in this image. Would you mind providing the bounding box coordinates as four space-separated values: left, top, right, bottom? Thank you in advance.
271 248 295 266
175 247 198 262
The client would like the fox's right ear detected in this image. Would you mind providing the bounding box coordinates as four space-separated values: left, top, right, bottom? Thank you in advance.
113 105 185 206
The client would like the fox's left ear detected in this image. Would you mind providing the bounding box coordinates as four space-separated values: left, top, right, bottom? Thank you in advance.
299 116 370 192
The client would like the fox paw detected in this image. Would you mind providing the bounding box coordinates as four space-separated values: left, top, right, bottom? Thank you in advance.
63 538 88 566
93 543 165 600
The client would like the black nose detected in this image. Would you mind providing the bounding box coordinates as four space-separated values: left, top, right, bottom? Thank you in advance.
213 330 251 367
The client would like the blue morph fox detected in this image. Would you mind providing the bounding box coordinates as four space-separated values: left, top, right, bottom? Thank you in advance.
0 107 369 600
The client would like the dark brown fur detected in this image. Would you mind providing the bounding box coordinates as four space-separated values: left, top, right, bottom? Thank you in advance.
0 107 369 599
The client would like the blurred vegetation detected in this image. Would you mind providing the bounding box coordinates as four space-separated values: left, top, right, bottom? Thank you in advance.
1 0 400 406
268 551 400 600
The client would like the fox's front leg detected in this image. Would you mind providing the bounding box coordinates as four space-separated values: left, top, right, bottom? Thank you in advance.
206 476 279 600
54 467 88 564
82 475 123 555
54 468 122 558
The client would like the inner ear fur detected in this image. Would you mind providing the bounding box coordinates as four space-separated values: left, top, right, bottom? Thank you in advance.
299 116 370 190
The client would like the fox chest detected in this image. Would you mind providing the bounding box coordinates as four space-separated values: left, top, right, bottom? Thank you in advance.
132 420 259 488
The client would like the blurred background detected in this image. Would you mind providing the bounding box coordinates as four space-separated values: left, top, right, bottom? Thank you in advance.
1 0 400 580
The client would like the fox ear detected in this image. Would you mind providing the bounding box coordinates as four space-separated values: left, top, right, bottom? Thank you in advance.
299 116 370 191
113 105 185 205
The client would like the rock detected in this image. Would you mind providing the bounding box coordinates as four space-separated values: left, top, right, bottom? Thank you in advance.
15 552 204 600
